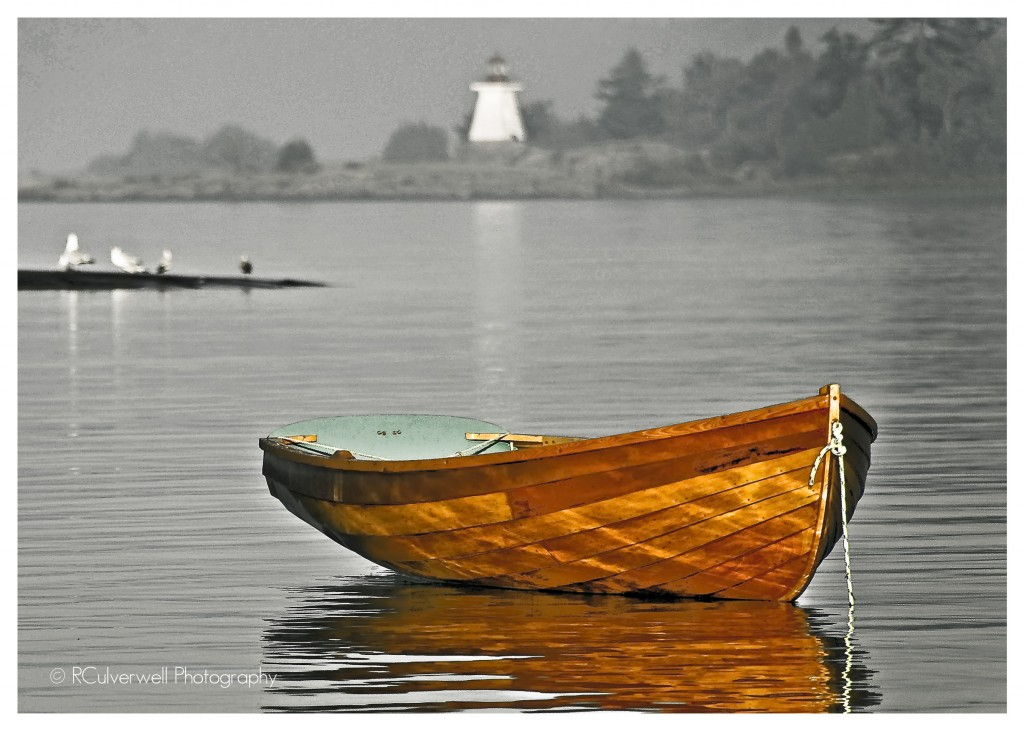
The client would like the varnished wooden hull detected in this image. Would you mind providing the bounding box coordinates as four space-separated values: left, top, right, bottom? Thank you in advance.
260 385 876 601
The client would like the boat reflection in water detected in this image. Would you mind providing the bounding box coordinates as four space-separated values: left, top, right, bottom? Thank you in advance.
262 575 880 712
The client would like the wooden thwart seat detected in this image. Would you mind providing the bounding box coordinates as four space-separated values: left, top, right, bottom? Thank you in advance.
466 432 582 449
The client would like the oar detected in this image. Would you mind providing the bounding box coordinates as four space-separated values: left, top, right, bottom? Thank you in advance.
279 437 342 456
279 437 386 461
451 433 511 458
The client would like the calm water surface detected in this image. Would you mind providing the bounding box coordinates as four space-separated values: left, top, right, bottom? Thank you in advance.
18 197 1005 712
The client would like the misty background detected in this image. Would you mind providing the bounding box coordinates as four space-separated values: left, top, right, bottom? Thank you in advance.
18 17 1006 202
20 18 877 173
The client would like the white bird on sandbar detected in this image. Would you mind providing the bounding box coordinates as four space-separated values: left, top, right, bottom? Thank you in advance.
155 249 172 274
57 233 96 271
110 246 147 274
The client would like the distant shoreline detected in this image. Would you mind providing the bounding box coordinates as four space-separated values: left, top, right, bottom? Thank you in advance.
18 171 1006 204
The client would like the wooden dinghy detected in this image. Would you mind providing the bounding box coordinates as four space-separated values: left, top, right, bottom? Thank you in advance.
259 384 876 601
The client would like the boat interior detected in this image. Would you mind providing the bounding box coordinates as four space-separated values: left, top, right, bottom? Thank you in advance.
267 414 580 461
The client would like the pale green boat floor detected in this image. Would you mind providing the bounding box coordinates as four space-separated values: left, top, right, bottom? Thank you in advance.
268 414 513 460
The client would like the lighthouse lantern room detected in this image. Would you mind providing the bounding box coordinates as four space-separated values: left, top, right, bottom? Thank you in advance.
468 54 527 144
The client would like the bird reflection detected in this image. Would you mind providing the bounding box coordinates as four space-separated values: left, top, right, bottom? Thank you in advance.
261 575 880 713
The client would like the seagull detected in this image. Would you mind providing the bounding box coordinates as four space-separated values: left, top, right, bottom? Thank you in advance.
239 256 253 275
110 246 147 274
57 233 96 271
155 249 172 274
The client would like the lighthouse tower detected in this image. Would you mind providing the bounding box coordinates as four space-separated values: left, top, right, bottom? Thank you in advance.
468 54 526 144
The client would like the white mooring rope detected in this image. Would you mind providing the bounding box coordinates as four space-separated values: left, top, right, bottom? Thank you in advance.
809 420 856 608
809 419 857 711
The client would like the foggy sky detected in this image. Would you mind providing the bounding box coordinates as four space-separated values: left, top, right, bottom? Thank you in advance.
19 18 873 173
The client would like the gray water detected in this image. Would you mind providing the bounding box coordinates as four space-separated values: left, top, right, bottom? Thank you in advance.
18 196 1005 712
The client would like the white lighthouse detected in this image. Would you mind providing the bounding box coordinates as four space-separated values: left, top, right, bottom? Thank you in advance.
468 54 526 144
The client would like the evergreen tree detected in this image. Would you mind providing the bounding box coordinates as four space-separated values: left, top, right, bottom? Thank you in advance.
869 19 1000 142
669 52 746 145
809 28 868 118
595 48 665 139
785 26 803 57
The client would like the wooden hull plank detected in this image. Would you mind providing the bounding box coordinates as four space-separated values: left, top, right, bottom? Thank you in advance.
538 464 815 563
839 413 873 465
261 422 822 519
264 408 828 505
342 451 819 565
481 496 820 591
393 466 818 581
576 504 819 594
654 530 814 597
343 448 820 563
505 429 823 519
315 490 513 536
282 429 823 538
714 553 812 600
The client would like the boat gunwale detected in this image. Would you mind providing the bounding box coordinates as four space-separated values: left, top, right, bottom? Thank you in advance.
259 389 871 474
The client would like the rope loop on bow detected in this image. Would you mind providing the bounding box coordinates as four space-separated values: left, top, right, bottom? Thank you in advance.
809 421 847 486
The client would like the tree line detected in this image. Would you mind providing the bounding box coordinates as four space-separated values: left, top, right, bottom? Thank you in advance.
88 125 320 178
523 19 1005 177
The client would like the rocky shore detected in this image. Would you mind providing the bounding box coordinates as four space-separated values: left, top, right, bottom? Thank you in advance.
19 142 1004 203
